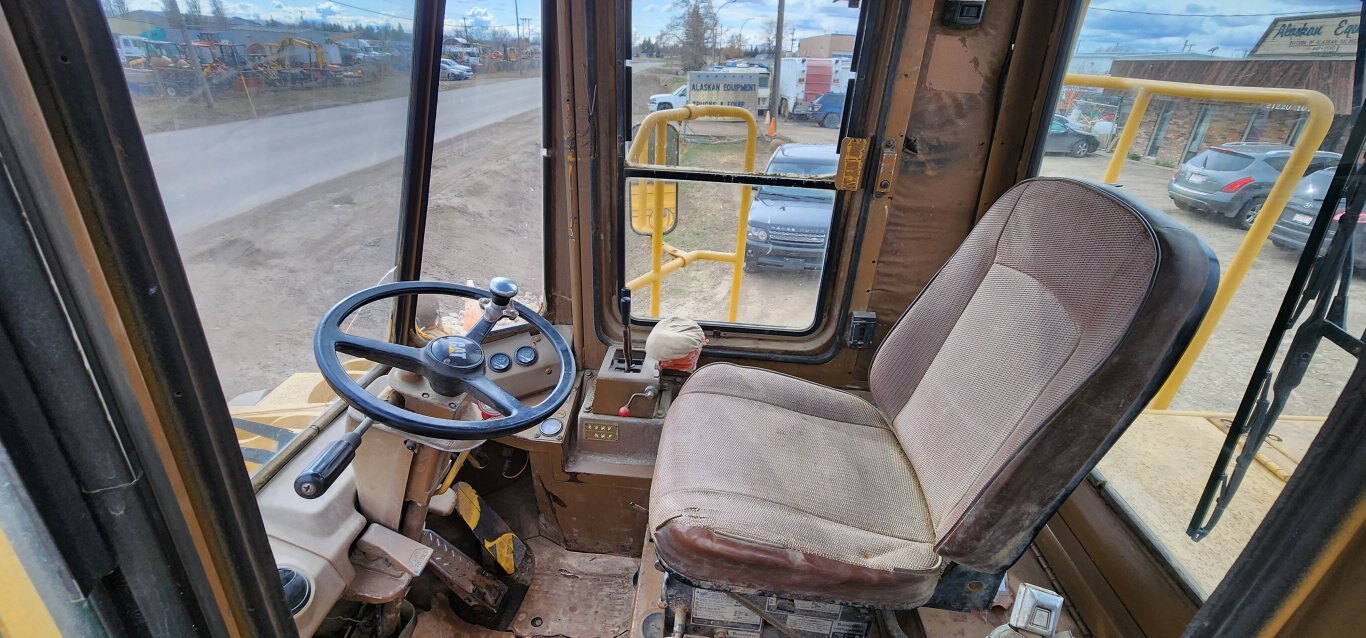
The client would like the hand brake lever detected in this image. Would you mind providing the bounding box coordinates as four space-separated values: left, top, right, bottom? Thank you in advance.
294 417 373 499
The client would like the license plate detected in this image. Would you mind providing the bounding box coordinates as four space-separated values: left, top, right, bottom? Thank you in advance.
1187 173 1206 184
1293 213 1314 225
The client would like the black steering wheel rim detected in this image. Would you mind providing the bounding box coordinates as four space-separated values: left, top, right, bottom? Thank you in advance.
314 281 575 440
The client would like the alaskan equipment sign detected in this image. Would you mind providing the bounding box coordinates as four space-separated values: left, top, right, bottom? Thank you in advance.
686 71 761 114
1251 12 1359 57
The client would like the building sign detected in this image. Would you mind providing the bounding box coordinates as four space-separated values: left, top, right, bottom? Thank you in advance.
687 71 760 114
1251 12 1359 57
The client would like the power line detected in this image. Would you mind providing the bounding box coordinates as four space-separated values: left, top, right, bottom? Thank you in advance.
324 0 413 23
1089 6 1359 18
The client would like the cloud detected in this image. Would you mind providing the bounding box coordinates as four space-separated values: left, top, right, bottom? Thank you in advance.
465 6 496 29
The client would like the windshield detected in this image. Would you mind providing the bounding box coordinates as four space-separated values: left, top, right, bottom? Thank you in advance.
95 1 545 479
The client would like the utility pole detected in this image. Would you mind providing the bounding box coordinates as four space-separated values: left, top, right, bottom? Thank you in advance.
769 0 784 122
514 0 521 42
166 0 215 109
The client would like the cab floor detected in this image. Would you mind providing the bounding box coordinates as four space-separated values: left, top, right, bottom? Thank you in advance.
412 479 1084 637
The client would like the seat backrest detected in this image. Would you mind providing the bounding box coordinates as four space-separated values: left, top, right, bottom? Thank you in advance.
869 177 1218 572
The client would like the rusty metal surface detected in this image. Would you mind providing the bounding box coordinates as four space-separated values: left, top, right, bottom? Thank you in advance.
865 1 1026 365
421 529 508 624
837 137 871 191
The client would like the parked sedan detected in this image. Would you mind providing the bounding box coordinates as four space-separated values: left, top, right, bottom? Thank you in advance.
1168 143 1340 230
1043 119 1098 158
439 58 472 80
1268 167 1366 269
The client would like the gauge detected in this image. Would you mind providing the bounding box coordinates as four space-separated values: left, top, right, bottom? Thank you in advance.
488 352 512 373
515 345 539 366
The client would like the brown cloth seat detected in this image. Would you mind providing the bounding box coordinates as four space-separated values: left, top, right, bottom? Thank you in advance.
649 177 1219 608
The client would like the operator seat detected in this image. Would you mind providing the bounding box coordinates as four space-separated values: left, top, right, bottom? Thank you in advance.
648 177 1219 608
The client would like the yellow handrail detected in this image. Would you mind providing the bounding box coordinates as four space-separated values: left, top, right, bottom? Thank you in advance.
625 106 758 322
1063 74 1335 408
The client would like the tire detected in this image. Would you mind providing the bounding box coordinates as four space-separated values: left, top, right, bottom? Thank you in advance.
1173 200 1191 212
1235 198 1265 230
656 102 673 111
821 113 840 129
165 85 178 97
1069 139 1090 158
743 260 759 273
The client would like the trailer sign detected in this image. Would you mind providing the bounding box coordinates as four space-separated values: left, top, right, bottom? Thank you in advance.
687 71 761 114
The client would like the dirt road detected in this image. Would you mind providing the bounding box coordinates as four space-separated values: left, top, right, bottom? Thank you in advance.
149 76 541 234
182 109 544 399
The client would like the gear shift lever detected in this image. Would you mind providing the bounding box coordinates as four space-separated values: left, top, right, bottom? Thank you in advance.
619 287 635 372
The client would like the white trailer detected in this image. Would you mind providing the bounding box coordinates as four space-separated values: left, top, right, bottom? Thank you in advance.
775 58 843 118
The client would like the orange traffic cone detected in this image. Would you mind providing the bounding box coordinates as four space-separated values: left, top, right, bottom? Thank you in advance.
767 114 776 138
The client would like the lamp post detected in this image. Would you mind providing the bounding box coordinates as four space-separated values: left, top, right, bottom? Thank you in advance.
737 16 753 56
712 0 737 65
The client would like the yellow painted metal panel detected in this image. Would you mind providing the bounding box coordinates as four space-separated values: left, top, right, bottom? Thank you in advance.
0 529 61 637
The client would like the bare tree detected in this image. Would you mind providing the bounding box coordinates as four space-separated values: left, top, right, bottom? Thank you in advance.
210 0 229 30
760 18 776 54
183 0 203 26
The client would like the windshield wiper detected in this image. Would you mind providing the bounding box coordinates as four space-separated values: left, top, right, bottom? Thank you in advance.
1188 101 1366 541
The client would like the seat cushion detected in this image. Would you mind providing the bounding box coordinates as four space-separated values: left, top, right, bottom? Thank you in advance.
649 363 942 607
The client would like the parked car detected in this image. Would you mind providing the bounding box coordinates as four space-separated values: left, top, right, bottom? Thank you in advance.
1269 167 1366 269
439 58 472 80
743 144 839 272
811 91 846 129
649 85 688 111
1168 143 1341 230
1043 118 1099 158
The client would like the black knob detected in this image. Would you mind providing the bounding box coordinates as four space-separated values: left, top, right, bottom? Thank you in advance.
277 567 312 615
489 277 518 307
294 419 371 499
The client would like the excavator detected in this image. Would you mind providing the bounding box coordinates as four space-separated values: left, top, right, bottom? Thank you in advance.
2 1 1364 637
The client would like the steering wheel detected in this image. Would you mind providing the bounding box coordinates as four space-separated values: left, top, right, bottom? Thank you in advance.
296 279 575 499
314 279 576 440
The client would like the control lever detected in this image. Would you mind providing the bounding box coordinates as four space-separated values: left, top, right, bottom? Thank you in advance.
619 287 635 372
294 417 373 499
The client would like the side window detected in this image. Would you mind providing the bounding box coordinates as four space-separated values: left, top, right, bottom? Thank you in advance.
624 2 864 332
1043 6 1357 600
1050 122 1066 133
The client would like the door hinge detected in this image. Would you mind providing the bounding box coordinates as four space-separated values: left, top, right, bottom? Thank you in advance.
836 137 870 191
847 311 877 349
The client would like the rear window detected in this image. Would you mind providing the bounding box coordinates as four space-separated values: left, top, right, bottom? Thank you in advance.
1198 149 1254 172
1263 157 1288 171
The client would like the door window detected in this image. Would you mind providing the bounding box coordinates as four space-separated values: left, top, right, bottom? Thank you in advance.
624 0 864 331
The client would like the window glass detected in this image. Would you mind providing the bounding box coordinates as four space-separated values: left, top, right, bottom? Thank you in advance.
418 3 545 310
627 0 861 330
1044 3 1358 598
624 177 831 328
1202 150 1255 171
100 1 416 476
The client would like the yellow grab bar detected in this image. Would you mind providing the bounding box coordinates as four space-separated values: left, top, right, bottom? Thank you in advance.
625 106 758 322
1063 74 1335 409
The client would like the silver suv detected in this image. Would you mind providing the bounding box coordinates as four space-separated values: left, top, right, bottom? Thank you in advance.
1167 142 1340 230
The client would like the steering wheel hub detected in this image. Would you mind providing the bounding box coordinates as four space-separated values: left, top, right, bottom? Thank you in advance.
426 336 484 372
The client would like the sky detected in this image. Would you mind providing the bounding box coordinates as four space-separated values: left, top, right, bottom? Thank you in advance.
124 0 1363 57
